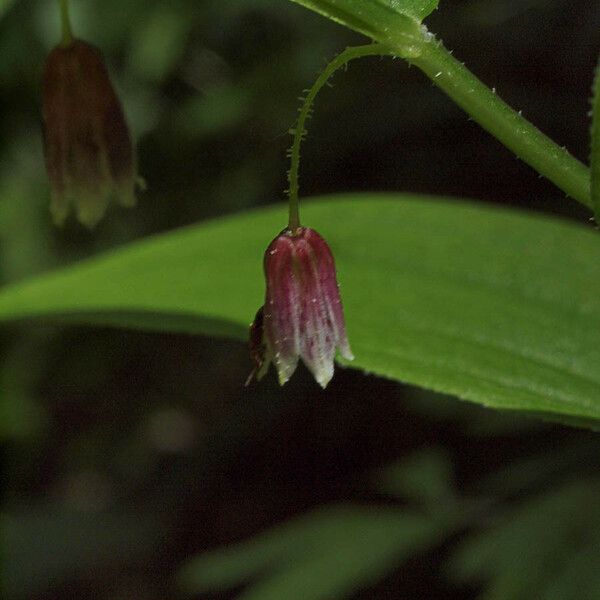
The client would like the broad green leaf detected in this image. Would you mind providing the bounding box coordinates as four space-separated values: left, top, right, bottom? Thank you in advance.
0 195 599 423
288 0 433 43
591 52 600 223
178 505 446 599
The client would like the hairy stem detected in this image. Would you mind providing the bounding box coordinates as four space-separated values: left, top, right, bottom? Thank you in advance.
395 30 591 210
287 43 388 230
288 25 591 220
57 0 74 47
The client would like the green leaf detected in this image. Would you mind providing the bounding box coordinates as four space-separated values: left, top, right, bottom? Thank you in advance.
288 0 434 42
391 0 439 21
591 52 600 223
0 195 598 423
178 505 446 599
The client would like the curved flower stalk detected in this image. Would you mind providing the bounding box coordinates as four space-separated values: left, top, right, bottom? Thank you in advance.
42 8 138 228
249 226 353 388
248 43 362 388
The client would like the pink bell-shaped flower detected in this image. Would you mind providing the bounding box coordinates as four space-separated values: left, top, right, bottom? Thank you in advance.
250 226 353 388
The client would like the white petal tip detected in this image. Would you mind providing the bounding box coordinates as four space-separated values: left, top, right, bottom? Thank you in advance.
339 345 354 362
313 364 334 389
274 357 298 387
317 378 331 389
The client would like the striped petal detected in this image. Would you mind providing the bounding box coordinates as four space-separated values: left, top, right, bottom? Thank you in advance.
250 226 352 388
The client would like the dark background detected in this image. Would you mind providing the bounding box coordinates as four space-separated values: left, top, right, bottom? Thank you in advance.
2 1 600 598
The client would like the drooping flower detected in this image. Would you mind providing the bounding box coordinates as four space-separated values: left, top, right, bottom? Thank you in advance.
249 226 353 388
42 39 138 228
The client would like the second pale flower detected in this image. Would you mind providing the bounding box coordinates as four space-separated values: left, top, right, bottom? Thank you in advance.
42 39 138 228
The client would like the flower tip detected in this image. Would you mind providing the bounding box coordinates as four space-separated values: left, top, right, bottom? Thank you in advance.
312 361 334 389
136 175 148 192
50 197 69 228
117 190 137 209
276 372 291 386
341 345 355 362
116 174 145 209
244 371 254 387
76 197 110 229
273 357 298 387
316 375 332 389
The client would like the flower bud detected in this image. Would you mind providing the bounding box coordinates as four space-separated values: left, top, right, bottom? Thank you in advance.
42 39 137 228
249 226 353 388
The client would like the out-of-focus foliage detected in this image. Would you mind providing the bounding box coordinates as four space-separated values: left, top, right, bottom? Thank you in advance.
4 505 164 598
179 447 600 600
373 447 456 506
2 1 600 599
180 506 448 600
448 478 600 600
180 449 458 599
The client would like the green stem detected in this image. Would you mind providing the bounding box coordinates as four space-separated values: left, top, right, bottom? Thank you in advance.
288 24 591 219
405 31 591 210
289 2 591 211
57 0 74 47
287 43 388 230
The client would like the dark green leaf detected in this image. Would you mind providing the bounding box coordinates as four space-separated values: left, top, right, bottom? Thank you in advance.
0 195 598 423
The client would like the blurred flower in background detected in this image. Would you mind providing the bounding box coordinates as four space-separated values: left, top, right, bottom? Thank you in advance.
42 38 138 228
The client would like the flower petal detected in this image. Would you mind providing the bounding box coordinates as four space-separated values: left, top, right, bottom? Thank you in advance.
257 227 353 388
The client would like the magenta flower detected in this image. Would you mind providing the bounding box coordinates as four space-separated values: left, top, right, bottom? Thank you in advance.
249 226 353 388
42 39 138 228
